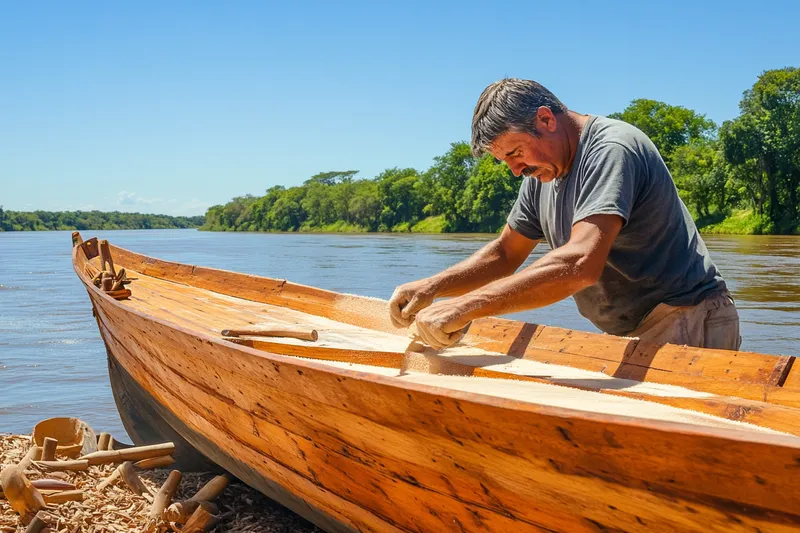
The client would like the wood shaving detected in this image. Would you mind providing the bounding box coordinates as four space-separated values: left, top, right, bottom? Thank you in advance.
1 434 322 532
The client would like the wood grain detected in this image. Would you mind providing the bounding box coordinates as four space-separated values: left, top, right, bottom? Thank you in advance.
70 234 800 533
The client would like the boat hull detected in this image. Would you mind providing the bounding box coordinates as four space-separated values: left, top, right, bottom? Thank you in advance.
72 235 800 533
106 348 347 532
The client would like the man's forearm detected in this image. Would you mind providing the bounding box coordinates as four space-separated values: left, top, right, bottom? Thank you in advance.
455 244 599 321
427 239 521 298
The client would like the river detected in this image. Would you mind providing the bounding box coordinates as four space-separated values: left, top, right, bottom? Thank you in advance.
1 229 799 438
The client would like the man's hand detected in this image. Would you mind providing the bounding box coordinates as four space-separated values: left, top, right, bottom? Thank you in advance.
413 298 472 349
388 278 438 328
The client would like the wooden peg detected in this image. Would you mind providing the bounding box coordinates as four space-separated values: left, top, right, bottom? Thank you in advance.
41 438 58 462
33 460 89 472
106 288 132 300
118 462 153 501
99 239 116 278
163 474 228 523
135 455 174 470
42 490 84 504
181 502 220 532
97 432 111 451
149 470 182 520
24 512 49 533
80 442 174 465
96 465 122 491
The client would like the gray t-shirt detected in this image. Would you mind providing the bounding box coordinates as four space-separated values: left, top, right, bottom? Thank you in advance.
507 115 726 335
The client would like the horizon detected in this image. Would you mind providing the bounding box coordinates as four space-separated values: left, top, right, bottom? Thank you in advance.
2 1 799 216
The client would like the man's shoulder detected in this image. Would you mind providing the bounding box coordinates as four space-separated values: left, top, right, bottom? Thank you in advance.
585 115 659 156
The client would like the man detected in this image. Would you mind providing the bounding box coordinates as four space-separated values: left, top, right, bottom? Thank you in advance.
389 78 740 350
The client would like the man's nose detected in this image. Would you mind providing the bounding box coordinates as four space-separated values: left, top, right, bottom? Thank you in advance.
508 162 523 177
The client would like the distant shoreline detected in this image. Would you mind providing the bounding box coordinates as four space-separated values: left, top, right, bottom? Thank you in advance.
0 209 204 232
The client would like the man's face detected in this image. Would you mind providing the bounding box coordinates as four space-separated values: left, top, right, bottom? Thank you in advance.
488 109 566 182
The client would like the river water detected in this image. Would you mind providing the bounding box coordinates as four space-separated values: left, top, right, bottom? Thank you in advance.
1 229 799 438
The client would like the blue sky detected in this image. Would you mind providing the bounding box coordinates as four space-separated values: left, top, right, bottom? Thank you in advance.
1 1 798 216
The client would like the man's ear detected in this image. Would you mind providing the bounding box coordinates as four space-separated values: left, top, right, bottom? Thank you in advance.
536 106 558 133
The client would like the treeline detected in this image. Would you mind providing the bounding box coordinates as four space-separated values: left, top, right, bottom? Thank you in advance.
0 208 205 231
204 152 519 233
204 67 800 235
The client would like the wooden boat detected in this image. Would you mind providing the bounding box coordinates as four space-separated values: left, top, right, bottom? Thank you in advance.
70 232 800 532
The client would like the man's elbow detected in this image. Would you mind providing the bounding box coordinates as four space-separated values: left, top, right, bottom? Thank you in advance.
572 254 605 288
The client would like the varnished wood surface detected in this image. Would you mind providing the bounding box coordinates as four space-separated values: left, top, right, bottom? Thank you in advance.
72 236 800 532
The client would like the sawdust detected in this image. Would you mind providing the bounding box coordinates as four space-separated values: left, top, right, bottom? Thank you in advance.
0 434 322 533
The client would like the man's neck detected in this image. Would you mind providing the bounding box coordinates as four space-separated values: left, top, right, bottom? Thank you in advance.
560 111 590 178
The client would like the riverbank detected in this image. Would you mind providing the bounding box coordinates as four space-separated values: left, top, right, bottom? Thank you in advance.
201 211 800 235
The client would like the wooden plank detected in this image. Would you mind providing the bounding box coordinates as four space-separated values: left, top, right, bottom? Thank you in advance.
89 293 800 530
93 306 800 533
122 275 800 436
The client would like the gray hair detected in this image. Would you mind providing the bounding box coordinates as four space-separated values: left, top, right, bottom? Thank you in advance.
471 78 567 157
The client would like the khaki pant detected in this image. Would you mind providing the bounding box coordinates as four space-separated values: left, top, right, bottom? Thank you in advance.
627 291 742 350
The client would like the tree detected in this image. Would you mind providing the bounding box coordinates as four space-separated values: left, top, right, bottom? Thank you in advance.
376 168 424 231
458 156 520 232
720 67 800 230
671 141 729 218
420 142 476 229
610 99 716 162
304 170 359 186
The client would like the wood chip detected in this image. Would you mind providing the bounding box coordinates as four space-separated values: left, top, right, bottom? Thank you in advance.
2 433 322 532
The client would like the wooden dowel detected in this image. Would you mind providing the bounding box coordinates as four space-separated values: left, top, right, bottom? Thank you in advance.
42 490 84 504
149 470 181 520
79 442 174 465
97 433 111 451
33 460 89 472
1 478 76 500
96 466 121 491
181 502 220 533
40 438 58 462
135 455 174 470
164 501 218 525
221 325 318 342
106 288 132 300
119 461 152 501
32 479 76 492
99 239 116 278
24 512 49 533
163 474 228 522
20 446 41 469
190 474 229 502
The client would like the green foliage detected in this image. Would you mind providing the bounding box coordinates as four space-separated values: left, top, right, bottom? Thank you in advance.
609 99 715 162
411 215 449 233
0 207 203 232
671 140 730 217
458 156 520 232
720 67 800 231
204 67 800 236
696 209 772 235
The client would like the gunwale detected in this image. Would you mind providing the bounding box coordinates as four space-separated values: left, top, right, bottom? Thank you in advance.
71 234 800 532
